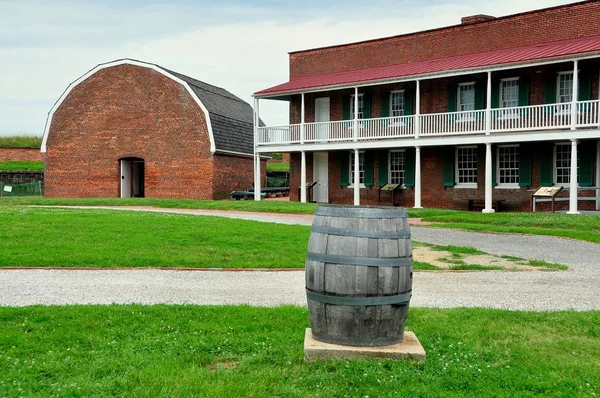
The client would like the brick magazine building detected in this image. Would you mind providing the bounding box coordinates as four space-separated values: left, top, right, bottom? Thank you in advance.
42 59 265 199
253 1 600 212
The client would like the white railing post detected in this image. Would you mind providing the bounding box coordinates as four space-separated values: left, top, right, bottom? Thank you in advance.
353 87 359 142
414 146 422 208
253 97 261 201
483 143 495 213
567 139 580 214
486 71 492 135
353 149 360 206
571 60 579 131
301 93 305 144
301 151 307 203
415 80 421 139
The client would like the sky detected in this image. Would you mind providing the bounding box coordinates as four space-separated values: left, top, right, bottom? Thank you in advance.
0 0 577 137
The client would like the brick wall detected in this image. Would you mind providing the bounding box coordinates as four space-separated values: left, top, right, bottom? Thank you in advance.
45 64 253 199
213 154 267 199
0 147 43 162
290 1 600 78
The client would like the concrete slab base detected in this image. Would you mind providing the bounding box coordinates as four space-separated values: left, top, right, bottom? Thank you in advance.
303 329 426 362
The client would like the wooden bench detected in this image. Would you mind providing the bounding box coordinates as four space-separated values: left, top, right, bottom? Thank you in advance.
468 199 504 212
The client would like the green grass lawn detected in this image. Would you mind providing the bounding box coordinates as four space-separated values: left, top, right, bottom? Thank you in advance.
0 305 598 397
0 161 44 171
266 162 290 172
0 135 42 148
410 208 600 244
1 198 598 243
0 207 310 268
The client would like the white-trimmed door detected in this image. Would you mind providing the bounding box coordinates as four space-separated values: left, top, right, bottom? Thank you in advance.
315 97 330 140
313 152 329 203
120 159 132 198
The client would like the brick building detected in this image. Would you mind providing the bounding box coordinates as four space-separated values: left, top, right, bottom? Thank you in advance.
253 1 600 212
42 59 265 199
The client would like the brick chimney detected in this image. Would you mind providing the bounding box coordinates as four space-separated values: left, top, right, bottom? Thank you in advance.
461 14 496 25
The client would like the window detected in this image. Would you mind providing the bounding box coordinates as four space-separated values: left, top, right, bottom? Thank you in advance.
500 78 519 108
390 91 405 117
554 143 579 185
349 151 365 186
458 83 475 112
557 72 574 104
497 145 519 186
350 94 364 120
389 150 405 185
456 146 478 186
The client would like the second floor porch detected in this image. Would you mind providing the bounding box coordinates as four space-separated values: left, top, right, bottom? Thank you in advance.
254 35 600 152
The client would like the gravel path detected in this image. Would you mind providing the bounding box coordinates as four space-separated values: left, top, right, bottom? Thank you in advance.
2 206 599 311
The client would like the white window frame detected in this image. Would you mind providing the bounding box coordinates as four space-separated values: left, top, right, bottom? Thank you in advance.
348 151 365 188
457 82 476 112
498 77 520 120
350 94 364 120
554 142 579 186
388 149 406 186
557 72 574 104
496 145 520 188
390 90 405 117
455 145 478 188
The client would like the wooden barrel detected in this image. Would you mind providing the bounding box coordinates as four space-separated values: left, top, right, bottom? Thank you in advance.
305 205 413 347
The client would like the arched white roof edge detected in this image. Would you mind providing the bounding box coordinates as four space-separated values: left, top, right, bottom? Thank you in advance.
40 58 216 154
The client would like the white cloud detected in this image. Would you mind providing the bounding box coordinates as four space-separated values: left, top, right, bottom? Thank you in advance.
0 0 576 135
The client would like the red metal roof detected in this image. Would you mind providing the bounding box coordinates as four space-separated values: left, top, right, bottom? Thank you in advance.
255 35 600 97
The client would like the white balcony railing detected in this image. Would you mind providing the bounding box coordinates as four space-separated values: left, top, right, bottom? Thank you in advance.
256 99 600 146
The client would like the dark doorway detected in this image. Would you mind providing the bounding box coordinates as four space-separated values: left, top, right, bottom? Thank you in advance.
120 158 145 198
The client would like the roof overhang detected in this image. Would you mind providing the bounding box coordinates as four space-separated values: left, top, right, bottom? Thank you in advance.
41 58 216 154
255 35 600 100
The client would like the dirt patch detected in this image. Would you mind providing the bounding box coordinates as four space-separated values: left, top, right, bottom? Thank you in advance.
208 361 239 373
413 246 545 271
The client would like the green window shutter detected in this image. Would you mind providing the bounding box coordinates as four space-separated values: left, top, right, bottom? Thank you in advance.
364 151 374 187
518 77 530 116
378 151 389 187
491 81 499 109
474 80 486 110
363 93 372 119
579 144 595 187
380 93 390 118
518 77 530 106
519 144 532 187
404 148 415 187
404 89 413 115
539 143 554 187
492 145 497 187
578 71 592 101
447 85 457 113
342 95 351 120
443 147 455 187
544 74 557 104
340 152 349 187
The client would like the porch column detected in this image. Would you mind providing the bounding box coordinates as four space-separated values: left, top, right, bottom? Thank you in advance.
571 60 579 130
414 146 422 208
300 151 307 203
253 98 261 201
415 80 421 138
354 149 360 205
300 93 305 144
485 71 492 135
483 143 495 213
353 87 359 142
567 139 580 214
